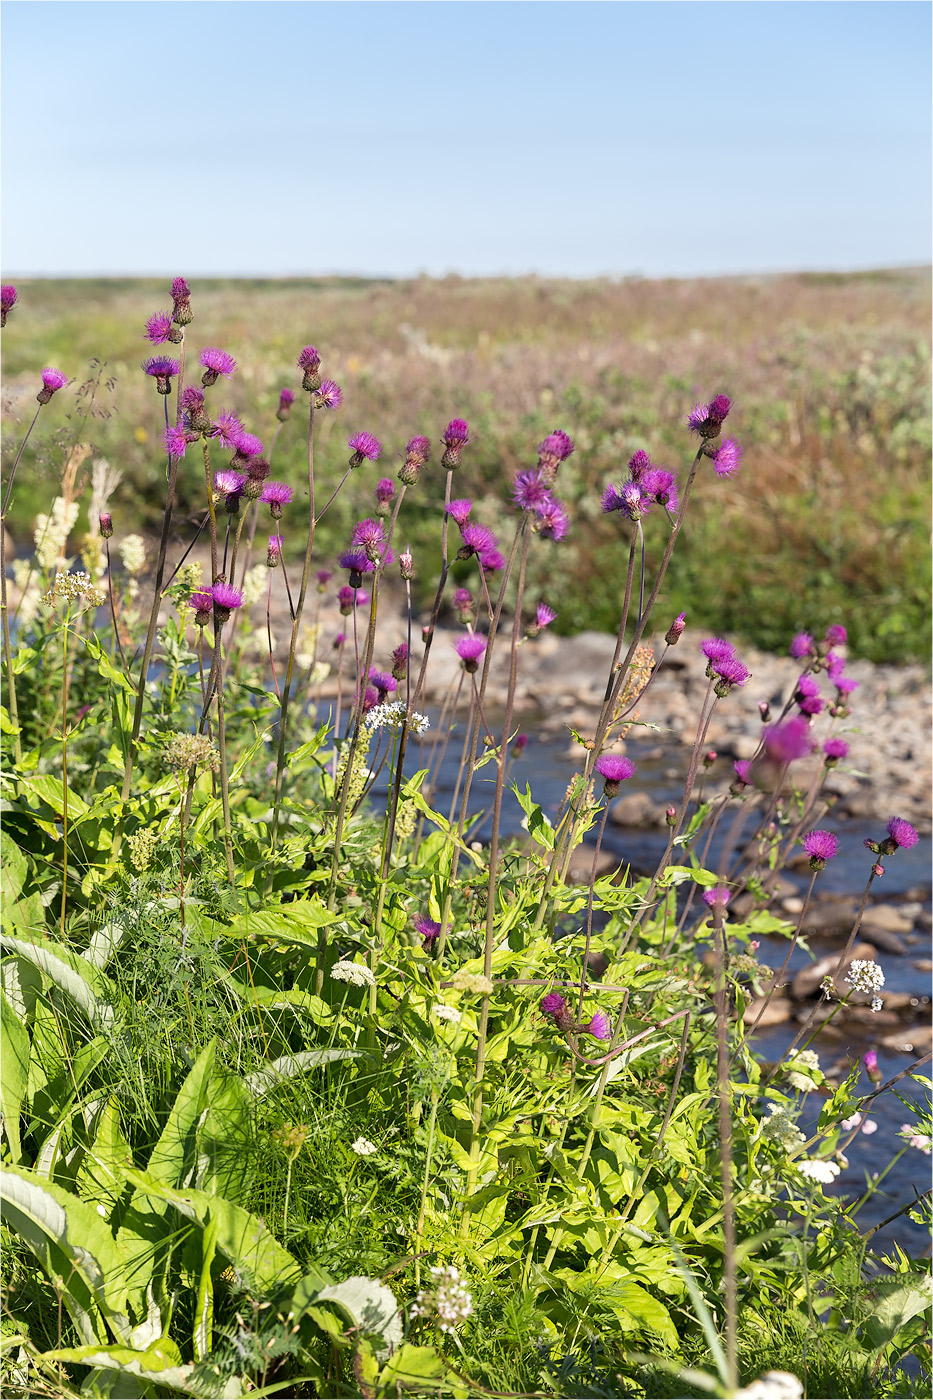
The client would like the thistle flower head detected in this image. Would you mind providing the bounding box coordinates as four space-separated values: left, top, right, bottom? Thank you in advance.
210 411 243 449
535 602 557 630
538 429 574 467
98 512 113 539
171 277 190 300
595 753 636 786
260 480 294 517
406 434 431 463
351 517 387 563
414 915 442 950
162 425 188 460
368 667 397 697
762 716 813 765
455 634 486 671
513 468 550 511
267 534 283 567
480 547 506 572
142 356 179 384
824 624 848 647
199 346 237 383
627 449 651 479
188 589 214 623
708 436 742 478
886 816 919 850
790 631 815 659
317 378 343 409
316 568 333 586
278 387 295 415
540 992 574 1031
700 637 735 667
374 476 395 508
214 470 246 498
665 612 686 645
337 548 372 578
145 311 174 345
171 277 192 324
688 395 732 438
232 429 264 460
441 417 470 468
863 1049 880 1078
298 345 321 372
210 582 244 615
1 283 17 323
702 886 732 910
453 587 473 615
391 642 409 679
601 483 624 513
733 759 753 786
534 496 569 541
641 467 679 509
823 738 848 762
37 367 70 403
445 498 473 526
712 656 751 694
348 431 382 464
803 829 839 870
458 521 497 558
582 1008 611 1040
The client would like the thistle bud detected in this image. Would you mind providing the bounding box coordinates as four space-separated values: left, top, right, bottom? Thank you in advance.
298 345 322 393
703 750 716 768
400 549 415 581
98 512 114 539
277 388 295 422
664 612 686 646
666 805 677 826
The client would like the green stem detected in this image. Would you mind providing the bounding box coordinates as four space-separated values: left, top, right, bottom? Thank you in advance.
60 610 73 937
415 1087 440 1291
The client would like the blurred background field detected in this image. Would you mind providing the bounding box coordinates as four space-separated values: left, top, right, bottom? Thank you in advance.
2 266 930 663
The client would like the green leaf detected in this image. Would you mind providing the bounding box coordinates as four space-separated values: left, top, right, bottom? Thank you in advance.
193 1218 218 1363
16 773 90 820
511 783 554 849
1 1164 132 1345
80 633 136 693
245 1049 365 1098
0 933 114 1028
376 1344 457 1395
40 1340 226 1398
145 1040 216 1191
862 1275 933 1349
291 1274 402 1361
0 830 28 904
76 1099 134 1217
0 991 30 1163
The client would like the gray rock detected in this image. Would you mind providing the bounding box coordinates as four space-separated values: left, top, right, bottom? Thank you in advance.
743 996 794 1028
609 791 663 829
790 942 878 1000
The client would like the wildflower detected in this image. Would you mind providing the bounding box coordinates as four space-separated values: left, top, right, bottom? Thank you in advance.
595 753 637 797
145 311 179 345
480 546 506 572
582 1008 611 1040
844 959 884 996
448 970 493 994
163 424 188 460
526 601 557 639
534 496 569 540
434 1004 462 1024
455 521 496 561
400 548 414 580
297 345 322 391
823 738 848 765
119 534 147 576
785 1048 821 1092
348 431 382 467
453 587 473 622
455 634 486 673
733 759 753 788
899 1126 932 1155
415 915 442 950
188 590 214 625
260 481 294 518
195 347 236 387
374 477 396 515
316 568 333 588
330 960 376 988
790 632 815 659
665 612 686 645
642 467 680 508
316 378 343 410
793 674 824 716
797 1158 841 1183
163 731 220 774
142 356 179 394
214 470 246 500
441 417 470 469
231 430 264 466
840 1113 862 1132
368 667 397 699
266 535 283 568
337 548 372 582
863 1049 881 1081
707 436 742 478
337 583 360 613
446 498 473 526
277 387 295 420
410 1265 473 1334
512 734 528 756
700 637 735 670
762 716 813 765
824 624 847 647
42 571 106 610
351 1137 378 1157
537 429 575 476
802 829 839 871
390 643 409 680
702 886 732 911
211 582 244 621
861 1119 877 1135
400 434 431 485
688 394 732 438
628 448 652 480
513 469 550 510
713 656 751 696
1 283 17 326
886 816 919 851
540 992 575 1032
757 1103 805 1152
170 276 192 325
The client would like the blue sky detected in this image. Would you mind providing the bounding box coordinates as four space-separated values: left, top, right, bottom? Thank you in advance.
2 0 930 278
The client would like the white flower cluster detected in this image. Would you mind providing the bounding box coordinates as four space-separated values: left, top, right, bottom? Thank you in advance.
844 959 885 996
433 1004 463 1024
240 564 268 609
42 571 106 610
785 1048 821 1093
351 1136 378 1156
330 960 375 988
797 1158 841 1183
12 559 41 628
734 1372 804 1400
34 497 80 570
367 700 430 735
410 1265 473 1334
119 534 147 576
447 970 494 995
756 1103 806 1152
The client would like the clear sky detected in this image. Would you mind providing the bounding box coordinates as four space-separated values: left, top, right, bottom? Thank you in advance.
2 0 930 279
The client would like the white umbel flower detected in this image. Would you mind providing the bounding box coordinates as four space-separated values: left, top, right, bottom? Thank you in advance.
367 699 430 734
433 1004 463 1024
797 1158 841 1183
785 1048 821 1092
410 1265 473 1334
734 1372 804 1400
330 960 375 988
351 1137 378 1157
756 1104 805 1152
844 959 884 995
119 534 147 576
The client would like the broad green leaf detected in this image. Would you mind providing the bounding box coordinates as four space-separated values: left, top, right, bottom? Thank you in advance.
193 1218 218 1362
40 1340 237 1398
16 773 89 820
292 1274 402 1361
1 1164 131 1344
145 1040 216 1191
245 1049 365 1098
862 1275 933 1349
0 933 114 1027
0 990 30 1163
0 954 42 1020
80 633 136 693
376 1343 454 1394
0 703 21 734
0 830 27 903
76 1099 134 1217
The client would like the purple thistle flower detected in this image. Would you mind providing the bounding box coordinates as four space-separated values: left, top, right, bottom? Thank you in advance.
453 587 473 609
513 734 528 755
642 467 679 509
369 667 397 697
145 311 174 345
317 378 343 410
352 517 387 556
446 498 473 526
790 632 815 659
171 277 190 300
142 356 180 393
338 548 373 577
803 829 839 869
617 481 649 521
210 412 244 450
170 277 192 325
795 673 821 699
36 367 69 404
316 568 333 587
702 886 732 909
595 753 637 794
214 470 246 497
199 346 237 384
455 634 487 672
414 915 442 950
582 1009 611 1041
628 449 652 480
513 469 550 511
823 737 848 763
601 483 624 513
458 521 497 558
824 624 847 647
406 434 431 463
260 480 294 518
536 603 557 630
538 430 575 466
713 657 751 694
688 394 732 439
709 436 742 479
181 385 205 410
480 547 506 572
665 612 686 645
835 675 859 696
232 430 264 460
1 284 17 325
863 1049 880 1080
189 589 214 614
763 716 813 765
534 497 569 541
886 817 919 850
733 759 753 786
541 992 574 1032
700 637 735 668
267 534 283 566
163 425 188 460
441 417 470 469
359 684 379 714
348 431 382 465
277 387 295 421
211 582 244 617
375 477 396 507
98 512 113 538
337 584 359 612
298 345 321 371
